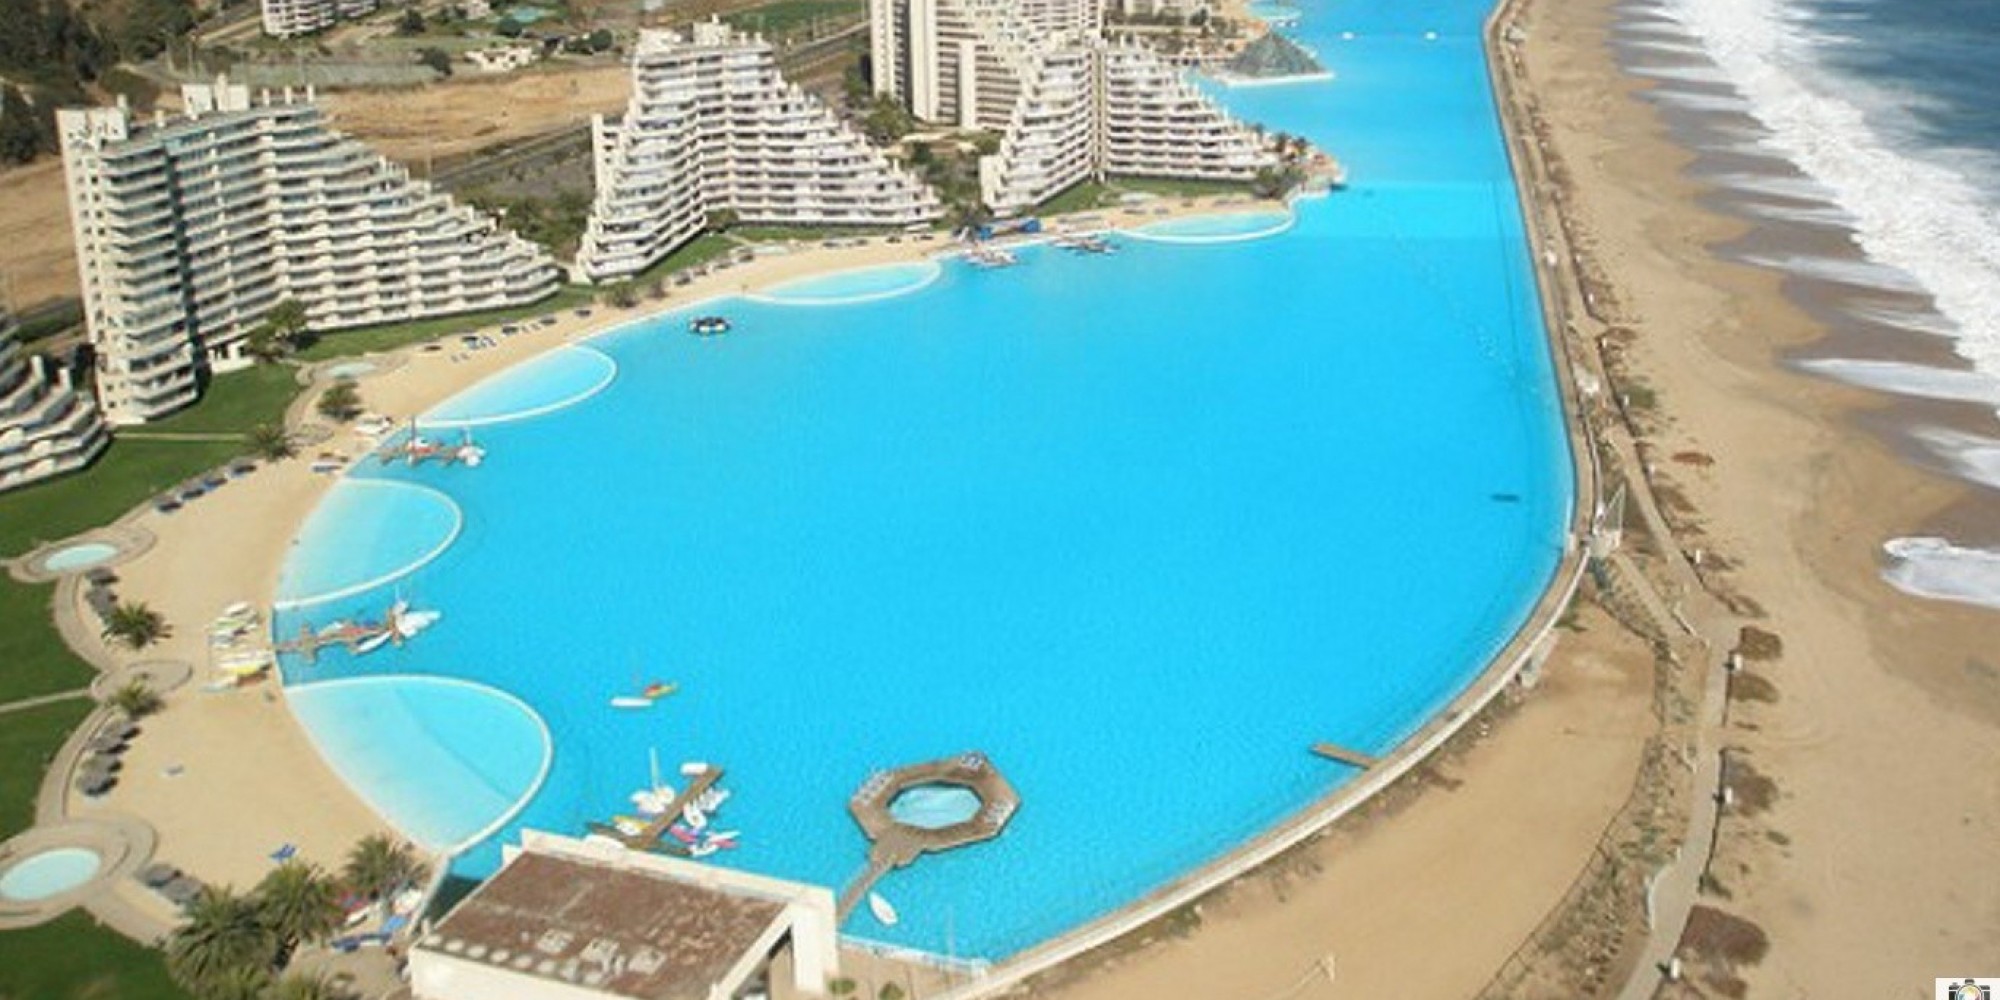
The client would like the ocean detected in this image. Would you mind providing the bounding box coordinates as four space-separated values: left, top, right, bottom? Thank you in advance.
1625 0 2000 608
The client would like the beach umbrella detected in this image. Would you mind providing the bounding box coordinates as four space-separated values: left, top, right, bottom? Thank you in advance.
98 719 139 740
137 863 179 888
75 772 114 796
86 735 126 754
84 568 117 586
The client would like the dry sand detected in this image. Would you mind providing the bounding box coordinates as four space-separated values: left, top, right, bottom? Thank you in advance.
320 66 634 163
1512 0 2000 992
1035 605 1656 1000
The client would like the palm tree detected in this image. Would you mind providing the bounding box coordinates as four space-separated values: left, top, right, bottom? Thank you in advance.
255 862 343 962
245 424 294 461
109 679 163 718
102 602 167 649
341 835 428 901
204 964 273 1000
165 887 280 994
316 380 362 423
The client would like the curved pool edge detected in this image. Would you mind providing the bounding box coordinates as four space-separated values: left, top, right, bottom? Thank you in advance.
1120 209 1297 244
744 260 945 307
280 674 557 857
419 345 621 429
272 480 466 611
900 0 1602 987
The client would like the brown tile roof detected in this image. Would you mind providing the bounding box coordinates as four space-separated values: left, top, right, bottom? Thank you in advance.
420 852 785 1000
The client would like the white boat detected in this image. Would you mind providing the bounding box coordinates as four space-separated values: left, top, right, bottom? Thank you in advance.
694 787 729 813
610 696 654 709
682 803 707 830
680 762 712 777
688 842 721 858
354 630 394 655
393 609 441 639
869 892 899 927
630 788 674 815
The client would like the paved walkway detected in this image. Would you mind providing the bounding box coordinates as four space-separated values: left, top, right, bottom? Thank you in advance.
0 688 93 716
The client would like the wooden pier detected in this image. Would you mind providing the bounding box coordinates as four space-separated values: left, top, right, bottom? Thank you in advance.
1310 742 1379 770
588 765 726 855
837 752 1019 922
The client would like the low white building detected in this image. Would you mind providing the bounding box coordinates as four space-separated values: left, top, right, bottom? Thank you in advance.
58 79 560 424
260 0 379 38
0 305 108 493
411 831 840 1000
576 22 940 283
467 44 540 74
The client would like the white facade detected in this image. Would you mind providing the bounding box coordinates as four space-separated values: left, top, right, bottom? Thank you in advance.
260 0 379 38
577 23 940 283
59 80 559 424
0 307 109 493
872 0 1275 216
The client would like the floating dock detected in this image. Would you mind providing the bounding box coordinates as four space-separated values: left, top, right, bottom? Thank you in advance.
837 751 1019 922
1310 742 1379 769
587 765 726 856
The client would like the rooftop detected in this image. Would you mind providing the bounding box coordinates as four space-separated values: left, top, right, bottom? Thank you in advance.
417 850 786 1000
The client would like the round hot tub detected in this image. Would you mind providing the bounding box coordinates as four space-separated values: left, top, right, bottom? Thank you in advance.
40 543 119 574
0 848 103 902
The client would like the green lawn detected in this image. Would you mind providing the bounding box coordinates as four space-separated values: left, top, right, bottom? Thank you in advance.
1106 175 1255 198
0 581 96 704
624 234 741 286
144 364 302 436
1037 181 1119 216
295 286 597 363
0 699 92 840
0 912 187 1000
0 439 245 559
722 0 862 36
732 224 906 242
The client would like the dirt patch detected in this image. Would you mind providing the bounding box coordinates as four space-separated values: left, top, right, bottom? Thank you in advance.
1671 450 1714 467
1723 756 1777 817
0 160 79 311
1676 904 1770 999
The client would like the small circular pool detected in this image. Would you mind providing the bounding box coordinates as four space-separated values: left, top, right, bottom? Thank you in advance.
0 847 103 901
41 543 119 574
325 361 376 380
888 783 982 830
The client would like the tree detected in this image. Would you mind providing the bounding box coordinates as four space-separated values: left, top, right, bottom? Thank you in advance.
604 282 638 309
269 972 351 1000
397 8 426 34
203 964 273 1000
586 28 613 52
704 208 739 233
878 984 906 1000
861 94 913 144
102 602 166 649
245 423 293 461
246 299 310 361
341 834 428 900
109 679 163 718
416 47 452 78
256 862 343 961
317 379 361 423
0 85 44 163
165 887 280 994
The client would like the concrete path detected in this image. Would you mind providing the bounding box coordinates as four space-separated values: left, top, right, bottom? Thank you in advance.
0 688 93 715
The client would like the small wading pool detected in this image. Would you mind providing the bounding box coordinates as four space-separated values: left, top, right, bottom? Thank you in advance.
889 784 983 830
40 542 119 573
0 848 103 901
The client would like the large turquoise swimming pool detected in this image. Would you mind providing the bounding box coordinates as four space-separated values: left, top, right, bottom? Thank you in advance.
276 0 1569 959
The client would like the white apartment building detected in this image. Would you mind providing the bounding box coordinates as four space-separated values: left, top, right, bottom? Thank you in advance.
872 0 1276 216
59 80 559 424
576 22 940 284
0 306 109 493
260 0 379 38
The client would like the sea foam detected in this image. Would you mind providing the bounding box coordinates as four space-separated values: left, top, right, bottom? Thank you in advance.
1665 0 2000 388
1882 537 2000 611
